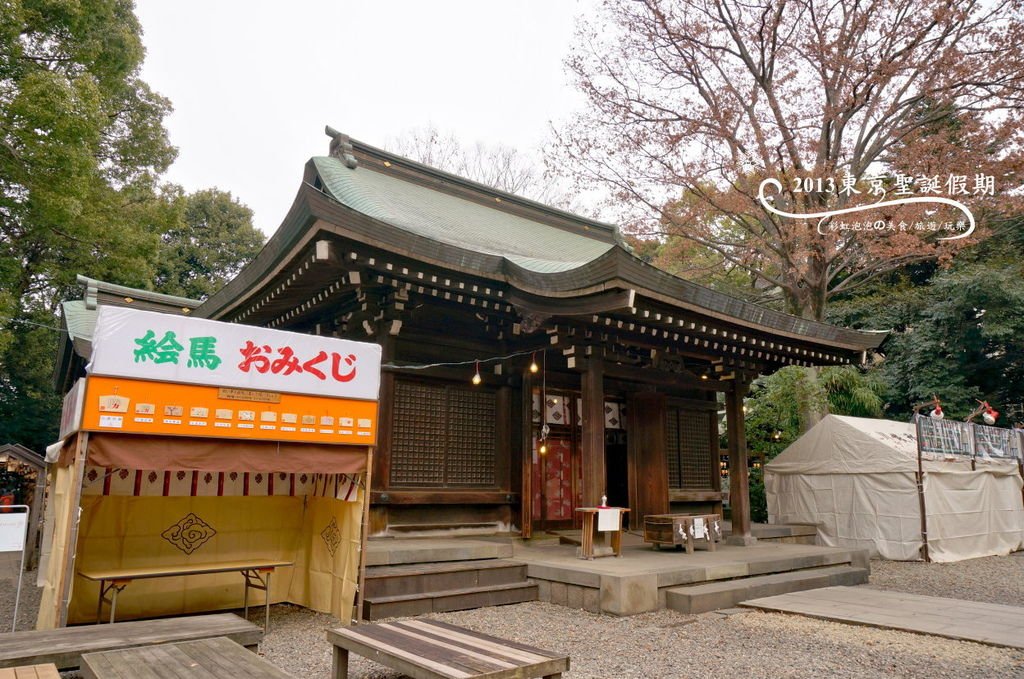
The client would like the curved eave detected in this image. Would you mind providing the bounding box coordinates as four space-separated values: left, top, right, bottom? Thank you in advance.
198 179 885 354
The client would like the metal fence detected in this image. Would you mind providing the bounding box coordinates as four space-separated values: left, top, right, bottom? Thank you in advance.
914 415 1024 462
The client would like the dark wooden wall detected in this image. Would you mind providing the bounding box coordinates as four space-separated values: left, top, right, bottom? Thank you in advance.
627 392 669 524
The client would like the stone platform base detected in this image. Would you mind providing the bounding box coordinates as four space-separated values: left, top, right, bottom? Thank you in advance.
514 534 868 617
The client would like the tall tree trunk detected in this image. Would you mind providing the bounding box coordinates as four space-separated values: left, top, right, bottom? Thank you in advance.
799 366 825 433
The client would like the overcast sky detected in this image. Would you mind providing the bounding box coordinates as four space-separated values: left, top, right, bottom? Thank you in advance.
134 0 597 234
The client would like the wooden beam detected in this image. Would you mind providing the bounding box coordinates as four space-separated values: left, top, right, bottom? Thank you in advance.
508 288 635 316
602 360 733 392
370 491 517 505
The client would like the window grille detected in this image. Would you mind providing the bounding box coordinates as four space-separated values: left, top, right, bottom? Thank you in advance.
666 408 713 490
391 380 496 487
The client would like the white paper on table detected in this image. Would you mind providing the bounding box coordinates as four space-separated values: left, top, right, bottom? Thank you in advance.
692 517 708 540
597 508 620 532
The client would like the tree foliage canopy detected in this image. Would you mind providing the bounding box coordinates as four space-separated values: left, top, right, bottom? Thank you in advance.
0 2 262 452
154 188 265 300
557 0 1024 320
0 0 177 318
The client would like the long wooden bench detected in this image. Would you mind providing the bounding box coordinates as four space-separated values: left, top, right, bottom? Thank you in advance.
327 619 568 679
0 613 262 671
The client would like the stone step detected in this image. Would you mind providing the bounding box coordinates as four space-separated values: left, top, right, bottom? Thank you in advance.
362 581 539 621
366 538 513 566
364 559 528 598
665 565 868 615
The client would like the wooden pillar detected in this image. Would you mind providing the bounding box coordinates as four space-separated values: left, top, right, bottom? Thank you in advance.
726 379 756 545
581 358 606 507
370 331 396 536
520 372 534 538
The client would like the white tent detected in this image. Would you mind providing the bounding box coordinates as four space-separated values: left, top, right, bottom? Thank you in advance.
765 415 1024 562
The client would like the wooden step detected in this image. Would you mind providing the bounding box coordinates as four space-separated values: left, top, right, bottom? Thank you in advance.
362 581 539 621
665 565 868 615
364 559 528 598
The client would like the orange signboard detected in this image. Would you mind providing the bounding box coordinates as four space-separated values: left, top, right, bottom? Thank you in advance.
81 376 378 446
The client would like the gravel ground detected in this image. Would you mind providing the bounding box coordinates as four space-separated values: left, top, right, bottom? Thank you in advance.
260 601 1024 679
869 553 1024 606
5 556 1024 679
0 562 42 633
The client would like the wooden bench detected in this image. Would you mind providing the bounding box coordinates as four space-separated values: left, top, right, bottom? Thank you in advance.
0 613 262 671
327 619 569 679
0 664 59 679
80 636 289 679
644 513 722 553
78 558 292 629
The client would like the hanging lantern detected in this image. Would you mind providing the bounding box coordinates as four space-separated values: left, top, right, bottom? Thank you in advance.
472 360 482 385
983 404 999 425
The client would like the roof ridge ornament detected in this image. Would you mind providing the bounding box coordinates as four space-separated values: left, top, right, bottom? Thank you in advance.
324 126 358 169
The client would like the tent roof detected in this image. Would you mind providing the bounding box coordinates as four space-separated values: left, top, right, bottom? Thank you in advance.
765 414 1018 474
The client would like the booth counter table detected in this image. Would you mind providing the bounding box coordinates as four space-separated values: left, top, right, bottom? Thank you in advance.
78 559 292 630
575 507 629 560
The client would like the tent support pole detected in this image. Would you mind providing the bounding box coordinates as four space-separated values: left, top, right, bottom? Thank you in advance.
56 432 89 627
1018 461 1023 509
913 419 930 563
354 447 373 624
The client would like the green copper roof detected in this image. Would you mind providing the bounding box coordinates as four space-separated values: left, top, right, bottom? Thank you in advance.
312 156 616 273
62 300 97 343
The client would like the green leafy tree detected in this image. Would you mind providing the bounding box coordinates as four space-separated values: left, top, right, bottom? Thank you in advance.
0 313 62 452
154 189 265 300
744 364 885 521
827 216 1024 424
0 0 176 451
872 263 1024 422
0 0 176 316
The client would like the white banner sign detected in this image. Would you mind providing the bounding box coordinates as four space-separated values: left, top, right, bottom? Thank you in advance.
89 307 382 400
0 512 28 553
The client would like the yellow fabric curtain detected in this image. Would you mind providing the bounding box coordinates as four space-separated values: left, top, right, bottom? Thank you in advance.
58 489 363 626
286 495 363 621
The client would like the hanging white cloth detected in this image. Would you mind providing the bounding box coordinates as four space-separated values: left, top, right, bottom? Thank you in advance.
597 508 620 532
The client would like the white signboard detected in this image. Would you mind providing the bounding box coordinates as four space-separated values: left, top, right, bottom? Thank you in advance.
59 377 86 440
89 307 382 400
0 512 28 552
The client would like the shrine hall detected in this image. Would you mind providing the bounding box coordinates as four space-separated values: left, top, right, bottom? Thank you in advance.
60 129 884 543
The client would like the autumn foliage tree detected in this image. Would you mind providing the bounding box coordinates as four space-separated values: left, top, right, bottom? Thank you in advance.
555 0 1024 321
